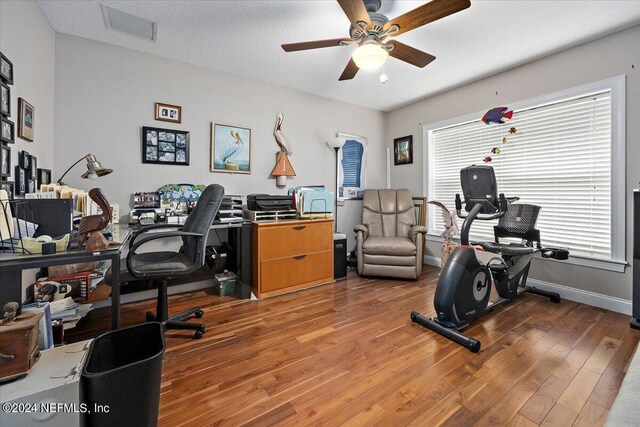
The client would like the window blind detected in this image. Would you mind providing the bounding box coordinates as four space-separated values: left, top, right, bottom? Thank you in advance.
429 91 612 260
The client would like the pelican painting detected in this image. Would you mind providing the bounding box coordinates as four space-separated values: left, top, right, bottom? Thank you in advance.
271 112 296 187
211 122 252 173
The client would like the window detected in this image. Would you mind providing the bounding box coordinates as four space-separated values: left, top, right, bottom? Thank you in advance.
424 76 626 271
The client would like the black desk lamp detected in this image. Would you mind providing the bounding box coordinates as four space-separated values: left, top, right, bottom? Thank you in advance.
56 154 112 185
326 137 345 232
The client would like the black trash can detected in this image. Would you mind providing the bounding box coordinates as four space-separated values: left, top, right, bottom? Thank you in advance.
80 322 165 427
334 233 347 279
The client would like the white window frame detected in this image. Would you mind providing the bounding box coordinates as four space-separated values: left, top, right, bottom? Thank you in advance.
423 75 626 273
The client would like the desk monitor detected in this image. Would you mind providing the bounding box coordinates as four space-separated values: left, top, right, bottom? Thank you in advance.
133 192 161 209
14 199 73 238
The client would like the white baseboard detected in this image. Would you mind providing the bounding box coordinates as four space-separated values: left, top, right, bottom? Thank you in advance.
527 278 632 315
424 255 441 267
423 255 632 315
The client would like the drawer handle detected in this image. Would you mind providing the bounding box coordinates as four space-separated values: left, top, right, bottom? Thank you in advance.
293 254 307 260
292 225 306 230
0 352 15 361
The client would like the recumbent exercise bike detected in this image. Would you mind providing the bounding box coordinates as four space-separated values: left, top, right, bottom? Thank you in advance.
411 165 569 353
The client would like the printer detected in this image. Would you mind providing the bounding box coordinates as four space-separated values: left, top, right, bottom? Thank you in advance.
246 194 292 211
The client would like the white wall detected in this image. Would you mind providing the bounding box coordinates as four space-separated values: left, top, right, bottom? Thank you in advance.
0 0 55 186
53 34 386 251
386 24 640 302
1 0 55 297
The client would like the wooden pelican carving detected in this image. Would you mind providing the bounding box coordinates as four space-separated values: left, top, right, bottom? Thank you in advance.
78 188 112 250
271 112 296 187
273 112 293 155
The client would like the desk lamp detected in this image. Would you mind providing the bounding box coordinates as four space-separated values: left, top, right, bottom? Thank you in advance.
56 154 112 186
326 137 345 232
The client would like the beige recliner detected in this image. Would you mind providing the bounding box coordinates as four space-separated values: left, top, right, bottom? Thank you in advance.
354 189 427 279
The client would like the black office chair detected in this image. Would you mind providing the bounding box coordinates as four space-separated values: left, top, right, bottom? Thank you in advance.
125 184 224 339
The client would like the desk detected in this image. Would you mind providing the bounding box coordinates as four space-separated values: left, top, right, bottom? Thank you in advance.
0 224 132 330
0 221 252 332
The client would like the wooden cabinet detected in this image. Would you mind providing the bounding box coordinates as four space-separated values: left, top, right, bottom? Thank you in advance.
252 219 334 298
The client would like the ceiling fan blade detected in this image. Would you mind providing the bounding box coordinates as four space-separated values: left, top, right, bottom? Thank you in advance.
337 0 371 29
339 58 359 81
282 38 351 52
388 40 436 68
385 0 470 36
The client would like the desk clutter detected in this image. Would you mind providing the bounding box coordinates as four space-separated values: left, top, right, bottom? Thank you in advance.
128 183 334 225
20 261 112 339
0 183 116 254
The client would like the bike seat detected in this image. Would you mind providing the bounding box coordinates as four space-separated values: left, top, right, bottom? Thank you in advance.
474 242 536 256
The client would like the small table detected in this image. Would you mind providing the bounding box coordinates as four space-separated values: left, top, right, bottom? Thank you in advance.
0 224 132 330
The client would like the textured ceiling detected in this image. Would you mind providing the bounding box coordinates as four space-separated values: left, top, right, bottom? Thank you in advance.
38 0 640 112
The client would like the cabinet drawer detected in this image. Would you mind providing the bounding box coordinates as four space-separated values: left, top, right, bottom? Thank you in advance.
259 222 332 260
260 250 333 293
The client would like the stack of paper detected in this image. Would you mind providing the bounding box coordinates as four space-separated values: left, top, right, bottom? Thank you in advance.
49 298 79 320
49 297 93 329
217 195 244 223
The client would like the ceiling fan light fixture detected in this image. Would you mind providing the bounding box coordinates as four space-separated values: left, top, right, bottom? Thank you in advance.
352 42 388 71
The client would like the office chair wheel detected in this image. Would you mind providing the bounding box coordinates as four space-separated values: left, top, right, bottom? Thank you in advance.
194 309 204 318
194 326 205 339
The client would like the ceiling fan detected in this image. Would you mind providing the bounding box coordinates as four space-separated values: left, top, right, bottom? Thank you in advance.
281 0 471 81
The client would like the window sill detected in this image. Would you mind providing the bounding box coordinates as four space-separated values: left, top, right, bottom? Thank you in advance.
426 233 628 273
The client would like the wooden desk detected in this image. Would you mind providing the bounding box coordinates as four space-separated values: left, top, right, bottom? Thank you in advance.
252 219 334 298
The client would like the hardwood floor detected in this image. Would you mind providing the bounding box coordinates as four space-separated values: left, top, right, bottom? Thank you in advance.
68 266 639 426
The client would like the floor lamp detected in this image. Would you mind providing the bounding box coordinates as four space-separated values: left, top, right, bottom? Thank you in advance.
326 138 345 232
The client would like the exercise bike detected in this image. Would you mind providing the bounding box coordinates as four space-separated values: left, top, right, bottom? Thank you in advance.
411 165 569 353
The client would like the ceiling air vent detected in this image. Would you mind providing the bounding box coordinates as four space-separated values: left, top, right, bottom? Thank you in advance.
101 4 156 42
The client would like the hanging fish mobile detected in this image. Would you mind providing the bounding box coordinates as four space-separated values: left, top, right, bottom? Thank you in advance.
482 107 513 125
480 107 520 163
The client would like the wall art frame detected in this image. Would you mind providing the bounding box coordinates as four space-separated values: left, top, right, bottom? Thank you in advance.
141 126 190 166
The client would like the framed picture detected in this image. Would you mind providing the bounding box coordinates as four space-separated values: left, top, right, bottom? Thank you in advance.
0 82 9 117
210 122 252 174
394 135 413 165
155 102 182 124
0 145 10 178
37 168 51 187
15 166 25 196
0 181 14 200
18 150 30 170
29 155 37 179
337 132 367 200
1 117 13 144
18 98 34 141
141 126 189 166
0 52 13 84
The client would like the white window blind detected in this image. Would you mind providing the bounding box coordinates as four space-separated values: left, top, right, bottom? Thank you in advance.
429 91 612 260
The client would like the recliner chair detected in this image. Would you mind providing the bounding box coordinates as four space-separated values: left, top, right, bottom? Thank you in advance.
123 184 224 338
354 189 427 279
